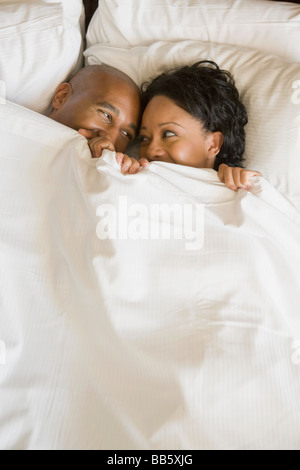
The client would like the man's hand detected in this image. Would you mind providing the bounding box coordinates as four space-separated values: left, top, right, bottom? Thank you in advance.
79 129 141 175
218 163 262 191
79 130 116 159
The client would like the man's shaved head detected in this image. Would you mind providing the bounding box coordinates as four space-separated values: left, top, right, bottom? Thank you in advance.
48 64 141 153
69 64 139 95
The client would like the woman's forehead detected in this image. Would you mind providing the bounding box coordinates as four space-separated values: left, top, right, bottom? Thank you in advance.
143 96 188 120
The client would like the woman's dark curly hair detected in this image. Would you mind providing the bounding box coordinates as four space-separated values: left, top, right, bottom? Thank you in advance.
141 61 248 170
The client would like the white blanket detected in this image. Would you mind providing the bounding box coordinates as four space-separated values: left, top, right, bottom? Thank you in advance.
1 102 300 450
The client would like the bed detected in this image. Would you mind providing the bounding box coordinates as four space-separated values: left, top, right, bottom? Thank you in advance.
1 0 300 451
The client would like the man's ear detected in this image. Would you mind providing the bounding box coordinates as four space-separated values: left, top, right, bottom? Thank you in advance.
207 131 224 159
51 83 73 110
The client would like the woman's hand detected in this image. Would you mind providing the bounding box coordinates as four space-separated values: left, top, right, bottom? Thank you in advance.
115 153 142 175
139 158 150 168
218 163 262 191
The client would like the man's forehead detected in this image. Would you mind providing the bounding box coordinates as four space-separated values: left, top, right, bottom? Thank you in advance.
86 70 136 92
85 78 139 108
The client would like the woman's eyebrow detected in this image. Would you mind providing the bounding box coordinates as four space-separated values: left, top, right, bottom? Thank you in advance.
140 121 183 131
159 121 184 128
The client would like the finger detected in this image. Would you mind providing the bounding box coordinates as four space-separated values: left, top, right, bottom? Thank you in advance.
116 153 139 174
232 167 244 189
99 139 115 154
107 143 116 153
78 129 97 139
128 158 141 174
240 170 263 190
115 152 125 165
121 155 133 174
139 158 150 168
217 163 227 183
89 138 115 158
223 166 238 191
89 142 105 159
88 141 99 159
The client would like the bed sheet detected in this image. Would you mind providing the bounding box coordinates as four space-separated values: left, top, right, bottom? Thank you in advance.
0 102 300 449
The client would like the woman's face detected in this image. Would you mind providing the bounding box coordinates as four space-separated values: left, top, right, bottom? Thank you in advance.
139 95 221 168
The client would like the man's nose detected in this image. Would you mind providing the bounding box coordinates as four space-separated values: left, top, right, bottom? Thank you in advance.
79 127 120 146
103 127 120 147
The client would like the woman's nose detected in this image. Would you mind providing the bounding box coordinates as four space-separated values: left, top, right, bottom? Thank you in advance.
146 140 166 160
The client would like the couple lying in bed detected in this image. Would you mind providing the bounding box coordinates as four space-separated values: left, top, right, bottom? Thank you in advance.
49 63 261 191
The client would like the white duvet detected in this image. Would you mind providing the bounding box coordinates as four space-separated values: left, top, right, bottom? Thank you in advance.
1 102 300 450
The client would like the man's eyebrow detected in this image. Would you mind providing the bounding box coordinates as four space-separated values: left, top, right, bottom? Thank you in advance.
97 101 120 116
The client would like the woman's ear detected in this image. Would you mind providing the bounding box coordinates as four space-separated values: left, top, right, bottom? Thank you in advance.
207 131 224 159
51 83 73 110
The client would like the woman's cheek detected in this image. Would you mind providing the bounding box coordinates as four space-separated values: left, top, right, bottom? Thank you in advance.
171 142 194 165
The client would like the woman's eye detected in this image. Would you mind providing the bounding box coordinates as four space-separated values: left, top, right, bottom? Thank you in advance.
139 135 149 143
163 130 176 138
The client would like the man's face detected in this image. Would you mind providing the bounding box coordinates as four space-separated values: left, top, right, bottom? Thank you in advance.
50 72 141 153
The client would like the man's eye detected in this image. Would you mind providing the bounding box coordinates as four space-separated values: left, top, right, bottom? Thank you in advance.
121 130 133 141
97 110 112 122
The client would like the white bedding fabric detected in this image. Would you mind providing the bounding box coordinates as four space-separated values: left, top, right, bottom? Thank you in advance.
86 0 300 62
0 1 83 115
1 102 300 449
0 0 85 29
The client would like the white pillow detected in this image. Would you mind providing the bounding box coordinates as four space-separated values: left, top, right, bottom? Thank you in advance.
0 0 84 29
0 1 83 115
86 0 300 62
85 40 300 211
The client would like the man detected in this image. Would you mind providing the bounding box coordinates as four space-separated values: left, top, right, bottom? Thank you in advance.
49 64 142 174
